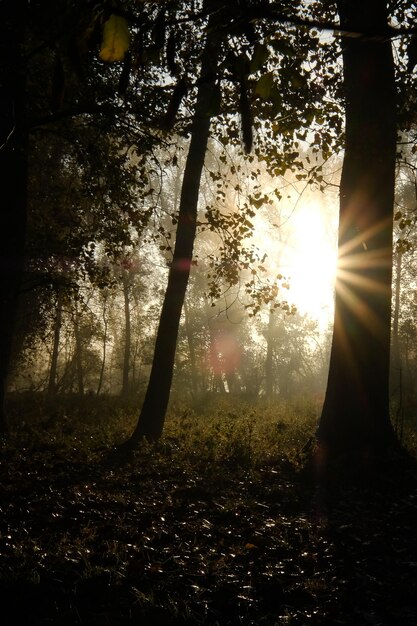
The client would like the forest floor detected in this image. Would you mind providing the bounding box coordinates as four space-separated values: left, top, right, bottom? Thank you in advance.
1 397 417 625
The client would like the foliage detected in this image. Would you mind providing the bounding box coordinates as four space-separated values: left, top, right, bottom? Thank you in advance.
99 15 130 62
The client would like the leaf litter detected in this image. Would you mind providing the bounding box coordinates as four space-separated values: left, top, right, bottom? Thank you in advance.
1 440 417 625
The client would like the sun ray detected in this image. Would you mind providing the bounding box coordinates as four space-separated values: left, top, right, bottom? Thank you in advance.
338 247 392 272
250 194 338 325
337 216 392 259
337 268 390 295
335 279 386 338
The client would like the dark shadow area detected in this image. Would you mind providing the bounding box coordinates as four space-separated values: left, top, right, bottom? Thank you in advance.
1 433 417 625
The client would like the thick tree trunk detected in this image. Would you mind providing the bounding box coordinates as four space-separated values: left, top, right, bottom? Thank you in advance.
0 2 28 432
317 0 398 458
121 271 131 398
127 23 219 443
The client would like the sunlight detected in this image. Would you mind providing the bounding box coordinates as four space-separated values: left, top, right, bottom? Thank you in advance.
332 215 393 340
252 197 338 327
286 201 337 322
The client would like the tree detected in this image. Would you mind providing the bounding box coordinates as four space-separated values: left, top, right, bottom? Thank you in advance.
0 1 28 431
125 9 221 443
316 0 399 461
120 266 132 399
0 0 163 431
47 291 63 397
388 167 417 419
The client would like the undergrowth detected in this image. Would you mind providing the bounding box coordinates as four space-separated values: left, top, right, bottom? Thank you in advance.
2 394 417 625
4 393 320 468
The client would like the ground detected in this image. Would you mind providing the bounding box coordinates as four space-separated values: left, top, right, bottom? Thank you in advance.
1 398 417 625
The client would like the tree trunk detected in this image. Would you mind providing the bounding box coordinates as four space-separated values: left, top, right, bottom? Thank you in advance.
183 299 199 398
0 2 28 433
208 325 228 394
265 306 274 398
127 21 220 443
121 271 131 398
390 248 402 392
74 315 84 396
317 0 399 458
96 293 109 396
47 292 63 397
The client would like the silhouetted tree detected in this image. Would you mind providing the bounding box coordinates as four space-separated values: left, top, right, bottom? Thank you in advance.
126 12 221 443
317 0 399 461
0 2 28 432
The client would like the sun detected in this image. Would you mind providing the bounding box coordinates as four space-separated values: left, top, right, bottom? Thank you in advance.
286 200 337 323
252 196 338 327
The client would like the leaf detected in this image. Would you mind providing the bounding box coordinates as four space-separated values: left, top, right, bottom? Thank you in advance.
99 14 130 62
290 70 304 89
270 85 282 117
254 73 274 99
250 43 269 74
235 52 250 77
270 38 295 57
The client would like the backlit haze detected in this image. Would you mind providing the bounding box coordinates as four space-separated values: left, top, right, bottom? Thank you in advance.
251 189 338 329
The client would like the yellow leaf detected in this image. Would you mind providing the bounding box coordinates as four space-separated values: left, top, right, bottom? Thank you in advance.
99 14 130 62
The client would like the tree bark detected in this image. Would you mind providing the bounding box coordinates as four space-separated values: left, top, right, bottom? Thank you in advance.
390 248 402 392
265 306 274 398
74 314 84 396
317 0 399 458
127 20 220 443
0 2 28 432
121 270 131 398
96 293 109 396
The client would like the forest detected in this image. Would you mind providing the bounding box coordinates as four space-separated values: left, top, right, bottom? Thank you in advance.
2 0 417 624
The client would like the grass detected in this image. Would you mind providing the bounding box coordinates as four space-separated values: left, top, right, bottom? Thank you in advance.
5 392 320 465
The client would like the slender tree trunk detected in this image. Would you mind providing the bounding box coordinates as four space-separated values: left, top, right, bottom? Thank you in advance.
265 306 274 398
391 248 402 391
225 370 240 394
183 299 199 398
47 292 63 397
208 325 227 394
317 0 398 458
74 315 84 396
0 2 28 432
131 338 140 391
121 271 131 398
97 294 109 396
127 20 220 443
